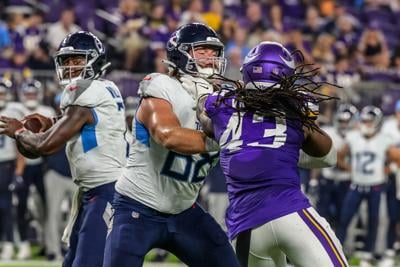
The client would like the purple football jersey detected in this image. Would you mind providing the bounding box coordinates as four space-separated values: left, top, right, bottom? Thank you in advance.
205 93 311 239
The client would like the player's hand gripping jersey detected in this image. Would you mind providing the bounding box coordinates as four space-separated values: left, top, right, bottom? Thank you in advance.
116 73 217 214
60 79 126 191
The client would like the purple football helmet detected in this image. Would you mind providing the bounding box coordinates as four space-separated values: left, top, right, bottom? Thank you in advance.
241 41 296 89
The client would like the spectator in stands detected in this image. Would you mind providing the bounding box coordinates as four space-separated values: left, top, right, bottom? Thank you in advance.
242 1 268 35
0 21 11 49
278 0 307 26
46 9 81 52
224 46 241 80
218 15 235 43
226 27 250 60
284 26 314 64
334 14 360 56
179 0 204 26
312 33 336 71
302 5 324 42
165 0 183 23
269 3 283 33
202 0 224 31
113 0 147 71
357 24 390 68
27 40 54 70
24 10 46 54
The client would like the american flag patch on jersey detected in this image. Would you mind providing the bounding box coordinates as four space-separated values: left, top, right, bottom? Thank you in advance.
252 66 263 73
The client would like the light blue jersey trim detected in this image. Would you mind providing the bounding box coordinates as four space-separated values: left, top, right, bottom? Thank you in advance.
81 108 98 153
135 118 150 147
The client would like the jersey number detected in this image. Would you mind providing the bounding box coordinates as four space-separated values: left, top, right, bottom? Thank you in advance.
355 151 376 175
161 151 218 183
219 112 287 152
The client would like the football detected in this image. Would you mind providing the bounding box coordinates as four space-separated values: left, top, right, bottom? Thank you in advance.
22 117 42 133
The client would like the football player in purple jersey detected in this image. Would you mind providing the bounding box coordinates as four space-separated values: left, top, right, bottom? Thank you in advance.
197 41 348 267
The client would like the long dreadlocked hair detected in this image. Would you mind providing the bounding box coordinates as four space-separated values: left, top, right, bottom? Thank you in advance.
210 55 339 132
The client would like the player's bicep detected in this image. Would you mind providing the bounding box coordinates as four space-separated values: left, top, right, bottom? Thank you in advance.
136 97 181 144
38 106 93 154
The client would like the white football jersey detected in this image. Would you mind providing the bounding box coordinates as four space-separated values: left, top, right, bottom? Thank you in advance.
346 130 394 186
321 126 350 181
22 105 56 165
382 117 400 145
116 73 217 214
60 79 126 191
0 102 26 162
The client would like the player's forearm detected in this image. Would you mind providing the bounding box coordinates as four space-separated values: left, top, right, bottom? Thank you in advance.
157 127 208 154
15 130 53 156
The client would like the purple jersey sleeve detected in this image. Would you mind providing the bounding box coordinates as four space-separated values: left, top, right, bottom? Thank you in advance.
204 93 220 118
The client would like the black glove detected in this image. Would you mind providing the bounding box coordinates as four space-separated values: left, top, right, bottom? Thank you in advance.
8 175 25 192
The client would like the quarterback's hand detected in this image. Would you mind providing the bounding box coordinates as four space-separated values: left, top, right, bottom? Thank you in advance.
0 116 24 138
22 113 54 132
179 75 214 100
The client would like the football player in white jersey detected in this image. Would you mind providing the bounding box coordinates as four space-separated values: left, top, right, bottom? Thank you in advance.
0 31 126 267
0 78 25 260
337 106 400 267
317 104 358 228
104 23 240 267
15 79 55 260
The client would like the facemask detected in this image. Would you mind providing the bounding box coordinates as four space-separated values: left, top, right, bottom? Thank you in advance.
360 124 375 137
24 99 39 110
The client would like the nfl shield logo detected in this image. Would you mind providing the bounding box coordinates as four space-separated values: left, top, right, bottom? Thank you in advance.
252 66 263 73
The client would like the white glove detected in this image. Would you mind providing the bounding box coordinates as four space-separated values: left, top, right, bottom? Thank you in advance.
179 75 214 100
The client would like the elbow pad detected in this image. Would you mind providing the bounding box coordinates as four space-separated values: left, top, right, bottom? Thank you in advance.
298 144 337 169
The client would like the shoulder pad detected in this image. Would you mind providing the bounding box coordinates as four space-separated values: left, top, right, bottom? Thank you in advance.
60 80 97 109
138 73 175 102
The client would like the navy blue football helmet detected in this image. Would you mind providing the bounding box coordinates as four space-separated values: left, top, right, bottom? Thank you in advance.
54 31 109 85
165 23 226 78
0 78 12 109
334 103 358 135
360 105 383 136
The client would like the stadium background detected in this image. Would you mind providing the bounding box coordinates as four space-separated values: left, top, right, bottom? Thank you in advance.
1 0 400 266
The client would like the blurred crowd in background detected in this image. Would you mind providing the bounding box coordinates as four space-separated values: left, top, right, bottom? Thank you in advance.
1 0 400 112
2 0 400 264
